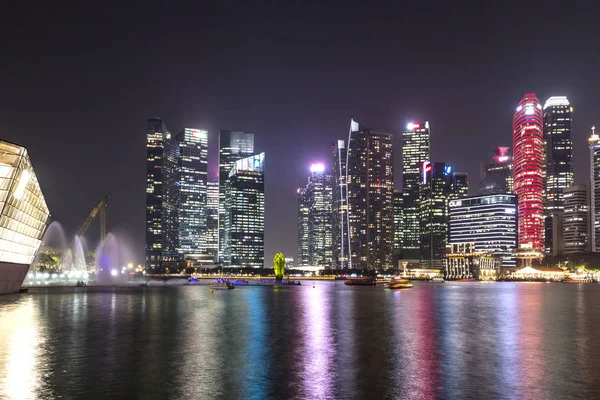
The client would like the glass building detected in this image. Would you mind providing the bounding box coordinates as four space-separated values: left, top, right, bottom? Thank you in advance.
589 127 600 251
563 185 589 254
448 194 517 268
218 130 254 264
145 118 180 270
393 190 403 266
451 171 469 200
331 140 349 269
0 141 50 294
512 93 544 251
206 181 219 261
297 164 333 267
176 128 208 256
543 96 573 254
224 153 265 268
480 147 513 195
402 121 431 260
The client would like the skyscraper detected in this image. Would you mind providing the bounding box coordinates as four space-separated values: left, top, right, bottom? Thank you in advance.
297 186 310 266
393 190 403 266
543 96 573 254
588 127 600 251
480 147 513 195
218 131 254 263
331 140 349 269
224 153 265 268
450 171 469 200
342 119 394 270
512 93 544 251
402 121 431 260
206 181 219 261
146 118 180 269
176 128 208 256
563 185 589 254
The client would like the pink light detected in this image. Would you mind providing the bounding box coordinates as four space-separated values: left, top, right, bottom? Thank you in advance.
310 163 325 173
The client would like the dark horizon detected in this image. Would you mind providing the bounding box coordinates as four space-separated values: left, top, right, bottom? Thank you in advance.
2 2 599 264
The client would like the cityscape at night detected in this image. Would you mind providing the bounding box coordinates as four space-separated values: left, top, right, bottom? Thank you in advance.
2 2 600 399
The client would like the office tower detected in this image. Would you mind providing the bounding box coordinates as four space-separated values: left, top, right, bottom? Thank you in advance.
451 171 469 200
146 118 180 269
563 185 589 254
512 93 544 251
297 187 310 266
0 140 50 294
480 147 513 195
341 119 393 270
419 161 452 269
331 140 349 269
224 153 265 268
589 127 600 251
176 128 208 256
218 131 254 263
206 181 219 261
393 190 403 266
402 121 431 260
543 96 573 254
297 164 333 267
448 194 517 268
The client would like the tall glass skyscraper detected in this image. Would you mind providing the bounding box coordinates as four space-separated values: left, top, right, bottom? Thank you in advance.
331 140 349 269
338 119 393 270
146 118 180 269
402 121 430 260
588 127 600 251
218 130 254 263
512 93 544 251
224 153 265 268
479 147 513 195
563 185 589 254
543 96 573 254
206 181 219 261
297 164 333 267
393 190 403 266
176 128 208 255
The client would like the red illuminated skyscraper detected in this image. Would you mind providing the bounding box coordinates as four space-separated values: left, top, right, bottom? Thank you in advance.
512 93 544 250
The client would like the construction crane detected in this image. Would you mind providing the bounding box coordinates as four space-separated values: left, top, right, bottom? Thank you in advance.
76 195 109 242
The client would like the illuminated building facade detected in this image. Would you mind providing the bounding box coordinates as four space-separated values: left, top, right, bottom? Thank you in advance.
218 130 254 263
451 172 469 200
512 93 544 251
331 140 349 269
0 141 50 294
224 153 265 268
563 185 589 254
343 119 394 270
480 147 513 195
543 96 573 254
146 118 180 269
393 190 403 266
448 194 517 268
297 164 333 267
206 181 219 261
402 121 431 260
589 127 600 251
176 128 208 255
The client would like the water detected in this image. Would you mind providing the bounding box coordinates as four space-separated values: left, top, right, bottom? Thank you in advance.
1 282 600 399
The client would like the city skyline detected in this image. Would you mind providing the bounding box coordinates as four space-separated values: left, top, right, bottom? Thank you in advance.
3 3 599 264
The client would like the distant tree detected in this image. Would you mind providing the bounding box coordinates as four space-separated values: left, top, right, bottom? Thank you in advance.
273 253 285 281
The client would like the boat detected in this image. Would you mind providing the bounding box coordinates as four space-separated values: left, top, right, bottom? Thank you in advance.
385 279 413 289
344 277 376 286
283 280 301 286
431 277 445 283
19 286 29 293
564 277 592 283
210 280 235 290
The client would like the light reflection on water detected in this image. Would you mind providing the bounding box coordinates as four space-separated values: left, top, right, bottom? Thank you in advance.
1 283 600 399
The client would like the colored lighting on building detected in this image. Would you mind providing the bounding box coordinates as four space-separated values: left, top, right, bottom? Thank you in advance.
310 163 325 173
407 122 421 130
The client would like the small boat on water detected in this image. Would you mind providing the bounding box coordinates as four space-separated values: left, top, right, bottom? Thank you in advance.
283 280 301 286
385 279 413 289
19 287 29 293
431 277 445 283
344 277 376 286
210 280 235 290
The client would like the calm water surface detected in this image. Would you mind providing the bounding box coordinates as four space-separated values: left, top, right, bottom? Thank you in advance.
1 282 600 399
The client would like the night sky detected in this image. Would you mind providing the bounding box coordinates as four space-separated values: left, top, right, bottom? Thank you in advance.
2 2 599 264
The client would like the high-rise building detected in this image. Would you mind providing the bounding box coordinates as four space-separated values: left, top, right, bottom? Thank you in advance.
512 93 544 251
224 153 265 268
419 161 452 270
451 171 469 200
206 181 219 261
589 127 600 251
563 185 589 254
146 118 180 269
0 140 50 294
218 130 254 263
393 190 403 266
402 121 431 260
341 119 393 270
543 96 573 254
448 194 517 268
480 147 513 195
297 186 310 266
176 128 208 256
331 140 349 269
297 164 333 267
